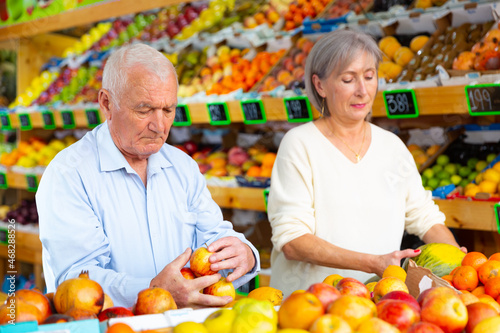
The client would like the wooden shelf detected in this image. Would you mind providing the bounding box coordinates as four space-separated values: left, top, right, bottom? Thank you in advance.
0 0 192 42
208 186 267 212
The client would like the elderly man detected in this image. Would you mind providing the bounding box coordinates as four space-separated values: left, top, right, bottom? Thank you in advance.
36 43 259 308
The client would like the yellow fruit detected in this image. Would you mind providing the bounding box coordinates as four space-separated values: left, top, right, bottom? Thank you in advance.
478 180 497 194
465 184 481 197
365 282 377 293
383 41 402 60
410 35 430 52
323 274 344 287
386 62 403 80
382 265 407 282
493 162 500 173
248 287 284 306
379 36 399 50
483 168 500 184
204 309 236 333
415 0 432 8
426 144 440 156
173 322 208 333
407 144 421 152
394 46 414 66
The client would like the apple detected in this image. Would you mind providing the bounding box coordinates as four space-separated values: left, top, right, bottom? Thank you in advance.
204 308 237 333
97 306 134 322
357 317 400 333
407 322 445 332
310 314 352 333
377 299 420 332
134 287 177 315
336 277 370 298
465 302 498 333
327 295 377 330
174 145 189 154
43 314 74 324
190 247 216 277
307 283 341 311
420 287 467 333
373 277 409 303
418 287 458 307
180 267 195 280
380 290 420 313
204 277 235 300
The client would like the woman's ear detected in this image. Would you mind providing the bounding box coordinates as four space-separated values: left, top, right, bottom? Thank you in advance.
312 74 326 98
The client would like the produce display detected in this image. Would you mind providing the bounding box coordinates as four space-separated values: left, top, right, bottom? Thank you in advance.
0 50 16 107
2 199 38 225
283 0 331 31
323 0 373 18
453 26 500 71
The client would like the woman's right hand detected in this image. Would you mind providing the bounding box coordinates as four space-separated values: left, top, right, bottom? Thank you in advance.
373 248 422 277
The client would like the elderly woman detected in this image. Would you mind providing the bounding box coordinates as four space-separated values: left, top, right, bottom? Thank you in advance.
268 30 462 296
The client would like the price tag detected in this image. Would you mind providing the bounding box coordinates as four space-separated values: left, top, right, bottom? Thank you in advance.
0 113 11 130
173 104 192 126
42 111 56 130
207 102 231 126
0 172 7 189
61 110 75 129
284 96 313 123
18 113 32 131
383 89 419 119
85 109 101 128
263 188 270 212
26 174 38 192
0 227 7 245
496 203 500 235
465 84 500 116
241 100 266 125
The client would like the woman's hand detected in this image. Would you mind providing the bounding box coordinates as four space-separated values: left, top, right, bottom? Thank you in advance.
373 248 422 277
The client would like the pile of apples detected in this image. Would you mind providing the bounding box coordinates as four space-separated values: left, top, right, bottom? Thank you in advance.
175 141 277 178
0 135 77 168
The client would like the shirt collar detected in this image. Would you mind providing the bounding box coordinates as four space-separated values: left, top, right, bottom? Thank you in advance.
97 121 172 174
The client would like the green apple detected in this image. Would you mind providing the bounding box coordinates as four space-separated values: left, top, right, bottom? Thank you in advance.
422 168 434 179
436 170 451 180
427 178 439 190
467 157 479 170
240 300 278 325
204 309 236 333
444 163 457 176
459 179 470 188
231 311 276 333
421 175 428 187
450 174 462 185
431 164 443 174
232 298 257 314
475 160 488 172
487 153 497 163
468 171 478 181
436 154 450 166
439 179 451 187
458 166 472 178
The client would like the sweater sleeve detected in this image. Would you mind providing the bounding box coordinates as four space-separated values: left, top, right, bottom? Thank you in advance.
268 129 316 252
403 148 446 239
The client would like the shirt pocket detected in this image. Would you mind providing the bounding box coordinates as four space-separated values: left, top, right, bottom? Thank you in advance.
171 210 197 248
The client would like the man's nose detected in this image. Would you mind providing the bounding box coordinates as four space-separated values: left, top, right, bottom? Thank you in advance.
149 109 166 133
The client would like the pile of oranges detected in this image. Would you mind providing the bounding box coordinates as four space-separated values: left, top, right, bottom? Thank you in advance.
283 0 331 30
442 251 500 310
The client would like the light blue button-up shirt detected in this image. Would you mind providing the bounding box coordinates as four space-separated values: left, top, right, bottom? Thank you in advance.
36 122 260 307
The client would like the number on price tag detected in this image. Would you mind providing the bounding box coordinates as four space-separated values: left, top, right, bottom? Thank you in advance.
42 111 56 130
18 113 32 131
26 175 38 192
0 113 11 130
383 90 419 119
61 110 75 129
207 102 231 126
284 96 313 123
241 100 266 125
496 203 500 235
85 109 101 128
465 84 500 116
174 105 192 126
0 172 7 190
263 188 270 212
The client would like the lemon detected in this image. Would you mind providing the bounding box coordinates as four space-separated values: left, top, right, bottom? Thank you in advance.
483 168 500 184
465 184 480 197
382 265 407 282
204 309 236 333
173 322 208 333
479 180 497 194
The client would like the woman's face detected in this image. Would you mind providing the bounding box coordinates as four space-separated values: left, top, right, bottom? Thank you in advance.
314 51 378 123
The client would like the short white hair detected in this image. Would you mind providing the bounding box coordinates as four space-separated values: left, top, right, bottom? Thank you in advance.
102 43 178 106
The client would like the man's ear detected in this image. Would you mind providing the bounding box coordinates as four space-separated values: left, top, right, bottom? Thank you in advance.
98 89 112 120
312 74 326 98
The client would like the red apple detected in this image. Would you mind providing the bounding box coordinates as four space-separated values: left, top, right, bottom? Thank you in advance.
418 287 458 307
97 306 134 322
465 302 498 333
336 278 370 298
183 141 198 155
307 283 341 310
420 287 467 333
407 322 445 333
377 299 420 332
190 247 216 277
174 145 189 154
204 277 235 300
380 290 421 313
181 267 195 280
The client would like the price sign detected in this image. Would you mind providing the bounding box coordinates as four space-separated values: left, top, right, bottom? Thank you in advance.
26 175 38 192
173 104 192 126
465 84 500 116
18 113 32 131
42 111 56 130
0 172 7 190
241 100 266 125
496 203 500 235
61 110 75 129
383 90 419 119
263 188 270 212
0 113 11 130
85 109 101 128
0 227 7 245
284 96 313 123
207 102 231 126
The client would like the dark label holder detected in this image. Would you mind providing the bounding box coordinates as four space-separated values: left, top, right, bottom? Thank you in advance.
284 96 313 123
465 84 500 116
0 172 7 190
241 100 266 125
42 111 56 130
207 102 231 126
26 175 38 192
85 109 101 128
174 105 192 126
61 110 76 129
0 113 11 130
383 89 419 119
18 113 32 131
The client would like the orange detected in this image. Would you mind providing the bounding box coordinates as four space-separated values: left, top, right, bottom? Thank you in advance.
462 252 488 271
442 274 454 286
382 265 407 282
484 277 500 299
261 152 277 168
472 286 486 297
246 165 261 177
489 253 500 261
452 266 479 291
479 260 500 285
259 167 272 178
450 266 459 276
107 323 135 333
478 294 500 314
278 292 324 330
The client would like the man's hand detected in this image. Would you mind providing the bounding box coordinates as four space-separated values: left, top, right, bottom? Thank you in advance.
150 248 233 309
207 236 256 283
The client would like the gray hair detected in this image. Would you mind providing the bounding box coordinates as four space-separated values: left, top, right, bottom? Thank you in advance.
305 30 382 117
102 43 178 106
